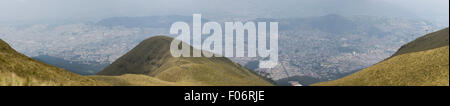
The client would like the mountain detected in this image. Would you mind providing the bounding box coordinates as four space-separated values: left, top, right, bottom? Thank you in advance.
96 15 208 28
97 36 273 86
0 36 272 86
313 28 449 86
0 39 105 86
280 14 358 34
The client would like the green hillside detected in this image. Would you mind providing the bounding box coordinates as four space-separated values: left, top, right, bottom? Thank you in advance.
0 39 106 86
313 28 449 86
97 36 273 86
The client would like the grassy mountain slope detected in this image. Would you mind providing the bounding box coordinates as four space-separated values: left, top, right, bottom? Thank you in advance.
0 39 105 86
1 36 272 86
313 28 449 86
97 36 273 86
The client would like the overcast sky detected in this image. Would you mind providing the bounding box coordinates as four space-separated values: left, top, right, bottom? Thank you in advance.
0 0 448 24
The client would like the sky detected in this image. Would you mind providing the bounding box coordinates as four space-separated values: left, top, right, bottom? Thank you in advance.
0 0 448 25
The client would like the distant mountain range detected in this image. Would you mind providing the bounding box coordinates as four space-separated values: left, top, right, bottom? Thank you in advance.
96 15 209 28
313 28 449 86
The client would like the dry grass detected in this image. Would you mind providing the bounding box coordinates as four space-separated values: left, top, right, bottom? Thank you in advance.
89 74 204 86
313 28 449 86
98 36 274 86
1 39 107 86
1 36 273 86
314 46 449 86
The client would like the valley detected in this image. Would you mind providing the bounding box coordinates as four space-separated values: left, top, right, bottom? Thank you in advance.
0 36 274 86
0 14 446 85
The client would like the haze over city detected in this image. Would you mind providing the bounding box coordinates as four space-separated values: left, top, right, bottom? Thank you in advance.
0 0 448 25
0 0 448 86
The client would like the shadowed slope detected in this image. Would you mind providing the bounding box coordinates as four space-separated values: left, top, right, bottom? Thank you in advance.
393 28 449 56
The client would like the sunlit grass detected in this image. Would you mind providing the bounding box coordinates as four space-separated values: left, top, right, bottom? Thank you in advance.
314 28 449 86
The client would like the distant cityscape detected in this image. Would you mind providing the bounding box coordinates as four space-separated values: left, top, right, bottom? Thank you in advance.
0 14 445 85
